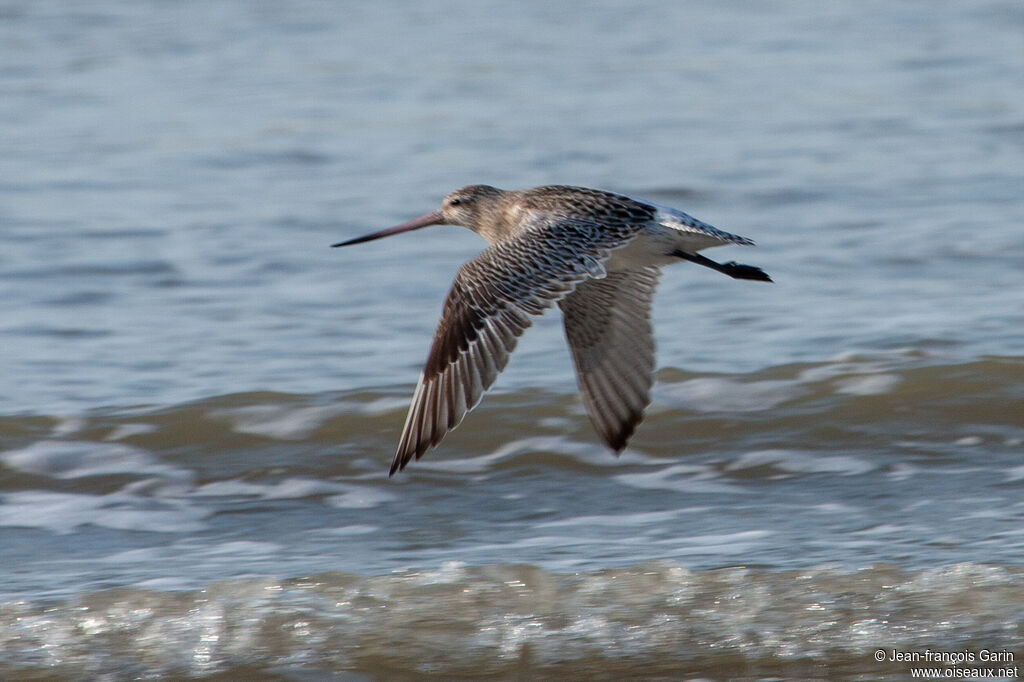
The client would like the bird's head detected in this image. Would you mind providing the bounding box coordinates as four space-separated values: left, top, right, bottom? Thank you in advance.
332 185 505 248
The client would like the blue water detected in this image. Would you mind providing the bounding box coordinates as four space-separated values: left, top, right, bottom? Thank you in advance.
1 1 1022 679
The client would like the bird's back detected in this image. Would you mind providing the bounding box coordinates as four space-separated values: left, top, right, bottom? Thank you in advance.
516 185 656 227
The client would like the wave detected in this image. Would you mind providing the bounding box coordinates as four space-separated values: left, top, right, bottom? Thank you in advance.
1 561 1021 680
1 351 1021 680
2 352 1020 465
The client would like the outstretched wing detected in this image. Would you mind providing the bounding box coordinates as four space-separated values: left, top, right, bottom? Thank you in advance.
391 217 638 475
559 267 661 452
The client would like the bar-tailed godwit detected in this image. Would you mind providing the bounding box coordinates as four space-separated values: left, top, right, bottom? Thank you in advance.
334 185 771 475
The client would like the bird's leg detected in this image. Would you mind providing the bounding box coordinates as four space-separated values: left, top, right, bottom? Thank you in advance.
672 250 773 282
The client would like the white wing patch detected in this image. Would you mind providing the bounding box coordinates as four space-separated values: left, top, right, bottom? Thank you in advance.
650 202 756 247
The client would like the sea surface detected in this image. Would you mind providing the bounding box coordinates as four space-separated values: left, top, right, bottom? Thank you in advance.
1 1 1023 679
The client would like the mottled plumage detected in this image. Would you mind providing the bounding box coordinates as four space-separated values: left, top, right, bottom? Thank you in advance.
333 184 771 475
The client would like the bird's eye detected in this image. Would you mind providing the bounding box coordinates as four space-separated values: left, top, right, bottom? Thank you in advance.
449 197 464 206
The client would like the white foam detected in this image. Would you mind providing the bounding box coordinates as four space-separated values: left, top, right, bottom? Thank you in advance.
131 576 198 591
194 540 282 558
327 486 397 509
807 502 860 514
407 561 469 585
453 535 609 561
656 529 774 555
339 396 415 415
614 464 744 494
194 477 352 499
264 478 349 499
538 416 573 429
213 397 409 440
0 490 209 534
657 377 803 412
1 440 190 481
887 463 919 481
51 416 87 437
804 348 925 383
318 524 378 536
415 436 613 475
1006 466 1024 482
726 449 874 476
212 404 342 440
105 423 158 440
851 524 913 536
102 547 168 563
537 510 686 529
833 373 901 396
962 509 1004 519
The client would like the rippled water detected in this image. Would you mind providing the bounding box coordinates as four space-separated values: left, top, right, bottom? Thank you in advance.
2 1 1022 679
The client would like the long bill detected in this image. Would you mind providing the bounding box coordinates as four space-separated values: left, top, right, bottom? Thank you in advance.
332 210 445 247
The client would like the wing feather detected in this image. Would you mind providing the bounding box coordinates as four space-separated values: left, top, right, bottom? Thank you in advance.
559 267 661 453
390 217 637 474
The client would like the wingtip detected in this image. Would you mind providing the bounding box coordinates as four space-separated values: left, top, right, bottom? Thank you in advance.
389 442 423 477
388 453 408 477
604 429 633 456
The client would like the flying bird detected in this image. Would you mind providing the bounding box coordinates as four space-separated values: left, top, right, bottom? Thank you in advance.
333 185 771 475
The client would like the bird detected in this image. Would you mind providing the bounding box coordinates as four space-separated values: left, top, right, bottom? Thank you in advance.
333 185 771 475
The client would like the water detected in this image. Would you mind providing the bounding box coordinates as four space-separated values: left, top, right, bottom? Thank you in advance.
1 1 1022 679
